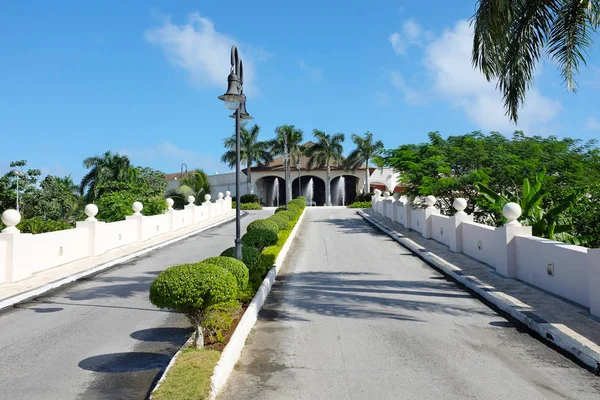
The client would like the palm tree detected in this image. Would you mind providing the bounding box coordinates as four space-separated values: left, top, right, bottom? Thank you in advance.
221 124 272 194
269 125 305 198
344 131 384 195
472 1 600 123
305 129 345 206
167 169 212 207
80 151 134 202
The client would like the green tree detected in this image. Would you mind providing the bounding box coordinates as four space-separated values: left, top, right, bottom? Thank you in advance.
221 124 272 194
344 131 384 195
34 175 82 222
269 125 305 164
472 0 600 122
80 151 134 202
0 160 42 215
167 169 212 207
305 130 345 206
476 170 588 244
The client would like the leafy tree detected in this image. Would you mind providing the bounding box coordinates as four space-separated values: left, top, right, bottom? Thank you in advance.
344 131 384 195
476 170 588 244
380 131 600 245
472 0 600 122
270 125 305 165
80 151 134 202
167 169 211 208
94 179 167 222
33 175 83 222
0 160 42 215
305 129 345 206
221 124 272 194
149 263 238 348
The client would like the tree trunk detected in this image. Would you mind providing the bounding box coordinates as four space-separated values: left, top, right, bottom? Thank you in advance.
194 317 204 348
365 158 370 195
326 164 331 206
247 164 252 194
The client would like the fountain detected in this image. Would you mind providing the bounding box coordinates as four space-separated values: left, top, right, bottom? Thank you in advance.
272 178 280 207
305 178 314 206
336 176 346 206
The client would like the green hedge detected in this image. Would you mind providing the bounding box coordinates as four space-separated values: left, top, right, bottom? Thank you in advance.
232 202 262 210
277 211 297 221
274 206 287 214
267 214 291 230
220 246 265 293
240 194 260 204
0 217 75 234
247 219 279 235
202 256 249 293
241 228 278 250
203 300 242 343
348 201 372 208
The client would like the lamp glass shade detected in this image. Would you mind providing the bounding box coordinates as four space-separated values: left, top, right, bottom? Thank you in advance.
225 101 239 110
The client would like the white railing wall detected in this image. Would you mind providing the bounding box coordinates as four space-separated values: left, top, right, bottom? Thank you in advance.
0 192 233 285
371 190 600 317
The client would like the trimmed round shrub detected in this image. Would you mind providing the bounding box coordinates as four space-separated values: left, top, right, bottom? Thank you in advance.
220 246 261 274
274 206 287 214
268 214 290 230
241 228 278 250
149 263 237 347
289 198 306 208
286 203 301 216
247 219 279 235
277 211 296 221
203 256 249 292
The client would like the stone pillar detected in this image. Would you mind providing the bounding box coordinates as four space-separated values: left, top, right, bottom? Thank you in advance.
0 210 32 282
423 195 440 239
217 192 225 215
75 204 106 256
382 191 393 220
126 201 144 242
588 249 600 317
184 196 196 228
372 189 382 212
448 198 473 253
203 194 213 219
496 203 532 278
165 198 175 231
225 191 232 212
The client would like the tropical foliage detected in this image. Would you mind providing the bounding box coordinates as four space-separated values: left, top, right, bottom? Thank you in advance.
167 169 211 208
80 151 134 202
472 0 600 122
221 124 272 194
380 130 600 246
305 129 345 206
269 125 305 165
345 131 384 194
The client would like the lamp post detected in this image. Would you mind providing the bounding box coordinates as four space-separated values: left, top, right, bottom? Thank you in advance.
13 169 25 212
283 131 291 204
218 46 253 261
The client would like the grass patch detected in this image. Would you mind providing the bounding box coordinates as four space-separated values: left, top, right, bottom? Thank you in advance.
151 348 221 400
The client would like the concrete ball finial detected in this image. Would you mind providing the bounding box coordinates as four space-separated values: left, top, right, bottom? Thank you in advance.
187 196 195 205
1 210 21 233
166 198 174 209
383 191 390 198
425 195 437 207
84 204 99 221
225 191 231 197
503 202 522 225
453 198 467 213
132 201 143 215
374 189 382 196
218 192 224 199
204 194 212 202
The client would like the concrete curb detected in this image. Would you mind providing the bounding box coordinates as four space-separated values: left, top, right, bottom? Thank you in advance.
209 208 307 399
0 211 237 312
358 210 600 372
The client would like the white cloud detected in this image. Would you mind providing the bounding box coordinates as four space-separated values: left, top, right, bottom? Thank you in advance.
585 116 600 131
298 59 323 81
121 141 228 174
389 71 427 105
423 20 560 131
145 12 266 96
389 19 429 55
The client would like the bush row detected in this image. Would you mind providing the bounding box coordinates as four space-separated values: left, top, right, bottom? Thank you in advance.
348 201 372 208
232 201 262 210
148 197 306 348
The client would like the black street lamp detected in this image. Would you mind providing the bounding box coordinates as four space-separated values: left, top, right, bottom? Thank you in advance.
218 46 253 261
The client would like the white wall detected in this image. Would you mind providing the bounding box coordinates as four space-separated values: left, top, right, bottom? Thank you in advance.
516 236 590 307
0 194 234 284
431 214 452 247
410 209 426 236
462 221 503 268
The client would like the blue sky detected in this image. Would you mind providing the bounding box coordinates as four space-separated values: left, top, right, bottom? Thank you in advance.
1 1 599 181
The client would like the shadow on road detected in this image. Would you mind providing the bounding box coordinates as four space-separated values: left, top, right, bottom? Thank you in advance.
130 327 193 344
78 352 171 373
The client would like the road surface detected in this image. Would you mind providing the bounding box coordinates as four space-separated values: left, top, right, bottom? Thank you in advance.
0 210 271 400
220 208 600 400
